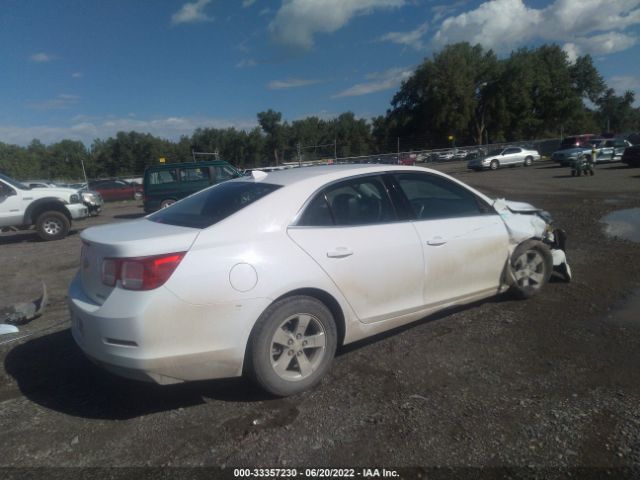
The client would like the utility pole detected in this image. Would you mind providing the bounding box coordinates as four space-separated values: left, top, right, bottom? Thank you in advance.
297 142 302 167
397 137 400 164
334 137 337 163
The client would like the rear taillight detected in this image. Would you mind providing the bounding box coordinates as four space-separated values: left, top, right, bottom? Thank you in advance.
101 252 185 290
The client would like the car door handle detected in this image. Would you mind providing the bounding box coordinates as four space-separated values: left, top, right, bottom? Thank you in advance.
427 236 447 246
326 248 353 258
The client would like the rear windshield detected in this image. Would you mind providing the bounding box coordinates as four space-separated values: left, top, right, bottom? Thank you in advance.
148 181 281 228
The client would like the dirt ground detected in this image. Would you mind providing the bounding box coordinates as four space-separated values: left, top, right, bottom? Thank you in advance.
1 160 640 475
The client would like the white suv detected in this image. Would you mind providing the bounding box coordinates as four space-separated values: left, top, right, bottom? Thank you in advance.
0 173 89 241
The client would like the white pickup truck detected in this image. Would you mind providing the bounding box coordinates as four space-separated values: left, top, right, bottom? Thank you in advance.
0 173 89 241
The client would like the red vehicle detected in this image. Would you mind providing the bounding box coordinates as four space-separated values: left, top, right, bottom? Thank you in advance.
88 179 142 201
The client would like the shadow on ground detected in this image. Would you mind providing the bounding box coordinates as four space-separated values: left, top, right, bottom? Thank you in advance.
4 329 269 420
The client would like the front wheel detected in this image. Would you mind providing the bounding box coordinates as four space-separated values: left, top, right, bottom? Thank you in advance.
160 199 176 209
524 156 533 166
248 296 337 396
36 211 70 241
509 240 552 299
490 160 499 170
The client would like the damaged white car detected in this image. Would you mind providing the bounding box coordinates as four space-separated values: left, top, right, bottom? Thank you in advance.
69 165 570 396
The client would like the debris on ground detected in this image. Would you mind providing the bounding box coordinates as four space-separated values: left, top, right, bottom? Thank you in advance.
0 282 48 325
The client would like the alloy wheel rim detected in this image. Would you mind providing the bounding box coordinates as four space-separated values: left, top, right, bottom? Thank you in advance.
514 250 545 289
43 218 62 235
269 313 326 381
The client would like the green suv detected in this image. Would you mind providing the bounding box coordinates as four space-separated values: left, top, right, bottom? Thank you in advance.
143 160 241 213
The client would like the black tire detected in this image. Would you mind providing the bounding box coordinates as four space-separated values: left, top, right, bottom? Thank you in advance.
509 240 553 299
160 199 176 209
524 156 533 166
248 296 337 396
36 211 70 241
490 160 499 170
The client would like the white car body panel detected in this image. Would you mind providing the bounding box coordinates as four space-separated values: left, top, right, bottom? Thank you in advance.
288 222 424 323
410 215 509 306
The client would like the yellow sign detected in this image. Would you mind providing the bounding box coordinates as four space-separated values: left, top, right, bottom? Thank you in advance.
448 135 454 141
159 157 166 163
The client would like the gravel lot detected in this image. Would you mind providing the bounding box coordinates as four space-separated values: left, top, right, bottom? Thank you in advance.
1 160 640 475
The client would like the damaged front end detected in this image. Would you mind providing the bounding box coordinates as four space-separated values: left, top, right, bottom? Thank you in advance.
493 199 572 287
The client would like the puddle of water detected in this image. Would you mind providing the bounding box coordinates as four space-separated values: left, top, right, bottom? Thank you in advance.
605 289 640 327
601 208 640 242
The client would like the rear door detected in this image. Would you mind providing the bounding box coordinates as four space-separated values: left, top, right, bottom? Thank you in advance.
391 172 509 307
288 174 424 323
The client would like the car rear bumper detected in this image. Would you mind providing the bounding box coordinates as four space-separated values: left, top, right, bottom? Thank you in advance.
68 272 270 384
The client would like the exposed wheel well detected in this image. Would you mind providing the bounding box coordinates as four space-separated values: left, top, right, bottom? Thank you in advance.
26 200 71 225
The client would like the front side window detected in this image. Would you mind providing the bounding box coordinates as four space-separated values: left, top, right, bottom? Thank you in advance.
149 181 281 229
213 165 239 182
298 175 396 226
393 173 487 220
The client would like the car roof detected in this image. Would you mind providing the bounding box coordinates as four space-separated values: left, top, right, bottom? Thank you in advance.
232 164 422 187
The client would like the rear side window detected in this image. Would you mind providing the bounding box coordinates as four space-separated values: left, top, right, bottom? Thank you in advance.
298 175 396 226
149 181 281 228
149 170 177 185
394 173 488 220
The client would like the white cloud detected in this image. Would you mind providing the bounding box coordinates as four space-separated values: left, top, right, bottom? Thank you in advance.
379 21 429 50
332 67 414 98
0 115 257 146
29 52 56 63
242 0 256 6
171 0 213 25
269 0 405 49
71 72 84 79
259 8 271 16
236 58 258 68
26 94 80 111
608 75 640 94
268 78 322 89
432 0 640 56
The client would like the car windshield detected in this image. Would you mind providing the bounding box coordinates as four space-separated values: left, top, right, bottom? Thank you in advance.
0 173 29 190
149 181 282 229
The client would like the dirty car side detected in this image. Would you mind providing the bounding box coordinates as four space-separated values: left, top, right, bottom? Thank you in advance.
68 165 570 396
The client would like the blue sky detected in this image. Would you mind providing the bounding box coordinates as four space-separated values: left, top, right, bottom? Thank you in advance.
1 0 639 146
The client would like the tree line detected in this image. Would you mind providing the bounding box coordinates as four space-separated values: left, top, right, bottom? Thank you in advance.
1 42 639 181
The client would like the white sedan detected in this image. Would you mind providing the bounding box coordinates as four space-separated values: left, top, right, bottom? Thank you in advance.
467 146 540 170
69 165 570 396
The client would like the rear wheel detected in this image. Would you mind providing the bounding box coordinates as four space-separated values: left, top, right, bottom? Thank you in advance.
36 211 70 241
509 240 552 299
248 296 337 396
490 160 499 170
160 199 176 209
524 156 533 166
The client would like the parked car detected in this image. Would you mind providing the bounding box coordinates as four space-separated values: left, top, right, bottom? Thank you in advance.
69 165 570 396
25 181 104 216
467 146 540 170
0 173 88 240
88 179 142 202
143 160 241 212
622 144 640 167
436 150 455 161
551 138 631 166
